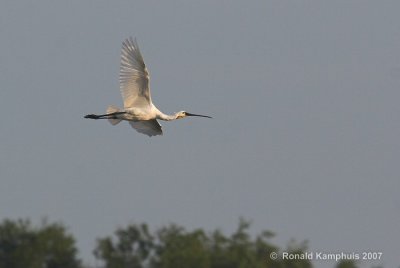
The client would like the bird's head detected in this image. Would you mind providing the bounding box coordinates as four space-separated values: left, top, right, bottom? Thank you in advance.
175 111 212 119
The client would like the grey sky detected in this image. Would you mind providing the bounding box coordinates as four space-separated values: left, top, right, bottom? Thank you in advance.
1 1 399 267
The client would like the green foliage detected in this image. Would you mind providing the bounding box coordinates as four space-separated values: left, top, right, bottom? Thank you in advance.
0 219 81 268
94 218 311 268
335 260 359 268
153 225 209 268
0 218 370 268
93 223 153 268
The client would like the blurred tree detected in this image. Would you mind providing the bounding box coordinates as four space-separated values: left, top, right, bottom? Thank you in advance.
0 218 384 268
335 260 359 268
94 218 311 268
93 223 153 268
0 219 81 268
281 239 312 268
152 224 209 268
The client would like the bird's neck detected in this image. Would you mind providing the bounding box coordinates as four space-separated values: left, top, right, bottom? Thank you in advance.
157 112 177 121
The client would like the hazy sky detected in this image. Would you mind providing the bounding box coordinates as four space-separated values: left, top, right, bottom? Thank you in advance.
1 1 399 267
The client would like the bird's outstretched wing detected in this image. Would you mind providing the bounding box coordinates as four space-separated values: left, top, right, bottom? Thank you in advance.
129 120 163 137
120 37 151 108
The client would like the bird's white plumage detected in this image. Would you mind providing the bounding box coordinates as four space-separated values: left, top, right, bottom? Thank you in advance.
120 37 151 108
120 38 163 136
129 120 163 137
84 37 211 137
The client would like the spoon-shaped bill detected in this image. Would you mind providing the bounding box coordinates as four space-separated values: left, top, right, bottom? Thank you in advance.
186 112 212 118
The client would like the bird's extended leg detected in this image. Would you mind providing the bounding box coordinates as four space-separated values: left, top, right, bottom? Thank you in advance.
84 111 126 119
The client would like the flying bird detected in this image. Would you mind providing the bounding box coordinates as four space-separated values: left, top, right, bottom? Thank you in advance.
84 37 211 137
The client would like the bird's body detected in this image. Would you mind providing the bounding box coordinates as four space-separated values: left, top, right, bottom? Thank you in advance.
121 105 161 121
84 37 211 136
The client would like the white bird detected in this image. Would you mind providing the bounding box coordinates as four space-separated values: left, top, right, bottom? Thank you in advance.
85 37 211 137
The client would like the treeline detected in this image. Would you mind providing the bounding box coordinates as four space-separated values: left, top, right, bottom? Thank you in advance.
0 218 361 268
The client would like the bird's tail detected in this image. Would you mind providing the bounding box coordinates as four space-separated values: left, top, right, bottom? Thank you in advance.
106 105 123 125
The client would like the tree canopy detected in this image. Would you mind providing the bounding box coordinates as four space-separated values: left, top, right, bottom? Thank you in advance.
0 218 364 268
0 219 81 268
94 218 312 268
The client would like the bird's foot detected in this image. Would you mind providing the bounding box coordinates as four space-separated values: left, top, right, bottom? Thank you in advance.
84 114 100 119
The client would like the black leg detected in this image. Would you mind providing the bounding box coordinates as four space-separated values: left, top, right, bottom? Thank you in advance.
84 111 126 120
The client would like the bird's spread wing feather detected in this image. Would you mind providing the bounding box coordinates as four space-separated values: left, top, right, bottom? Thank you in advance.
120 37 151 108
129 120 163 137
